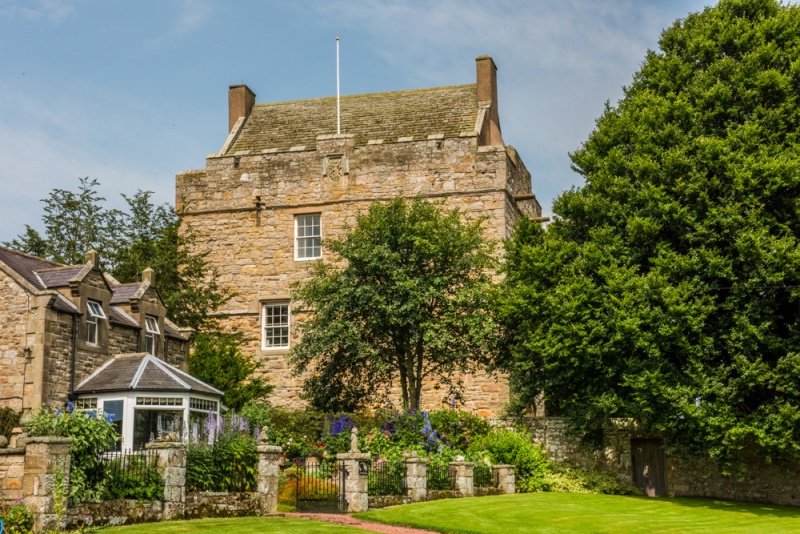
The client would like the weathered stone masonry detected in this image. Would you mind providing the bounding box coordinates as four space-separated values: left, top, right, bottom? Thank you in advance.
177 56 541 415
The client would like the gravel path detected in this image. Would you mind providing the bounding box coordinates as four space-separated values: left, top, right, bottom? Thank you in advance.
286 513 441 534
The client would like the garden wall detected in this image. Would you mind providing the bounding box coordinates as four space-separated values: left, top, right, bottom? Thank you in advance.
500 416 800 506
184 491 262 519
0 447 25 503
66 500 164 529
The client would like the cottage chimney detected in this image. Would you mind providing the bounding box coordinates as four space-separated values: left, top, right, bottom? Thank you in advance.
85 249 100 268
228 84 256 133
476 56 503 146
142 267 155 286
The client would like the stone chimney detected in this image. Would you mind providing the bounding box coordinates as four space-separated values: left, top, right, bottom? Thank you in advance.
142 267 155 286
228 84 256 133
476 56 503 146
85 249 100 268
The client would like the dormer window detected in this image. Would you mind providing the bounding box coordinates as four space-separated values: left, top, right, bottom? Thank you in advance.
145 315 160 355
86 300 106 345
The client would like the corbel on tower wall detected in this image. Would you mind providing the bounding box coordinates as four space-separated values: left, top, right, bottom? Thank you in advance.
476 56 504 147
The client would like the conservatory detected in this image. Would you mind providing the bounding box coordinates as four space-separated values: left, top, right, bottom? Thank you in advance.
73 353 223 451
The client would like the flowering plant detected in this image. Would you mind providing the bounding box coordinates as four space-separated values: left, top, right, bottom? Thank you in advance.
0 499 35 534
26 404 119 502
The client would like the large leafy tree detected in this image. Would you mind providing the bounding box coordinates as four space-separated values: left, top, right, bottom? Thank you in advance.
500 0 800 471
7 177 119 265
291 197 498 412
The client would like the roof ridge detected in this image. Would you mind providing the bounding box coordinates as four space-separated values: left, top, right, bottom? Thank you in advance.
253 83 477 108
36 265 84 273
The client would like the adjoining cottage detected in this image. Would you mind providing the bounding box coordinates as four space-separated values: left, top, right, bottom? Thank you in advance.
176 56 540 415
0 247 221 450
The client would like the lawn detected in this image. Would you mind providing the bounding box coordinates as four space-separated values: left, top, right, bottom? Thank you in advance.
98 516 379 534
357 493 800 533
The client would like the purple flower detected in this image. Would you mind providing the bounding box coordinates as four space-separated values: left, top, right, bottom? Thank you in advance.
67 401 74 411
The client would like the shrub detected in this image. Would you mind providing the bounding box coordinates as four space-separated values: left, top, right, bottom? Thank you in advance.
428 410 491 451
544 463 643 495
471 428 551 492
0 500 35 534
101 453 164 501
240 400 272 430
0 407 21 441
26 405 118 502
186 412 258 492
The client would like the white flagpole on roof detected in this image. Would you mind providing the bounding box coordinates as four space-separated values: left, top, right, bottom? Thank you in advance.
336 37 341 135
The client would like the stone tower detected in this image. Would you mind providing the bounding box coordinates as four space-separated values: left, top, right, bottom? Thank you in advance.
176 56 540 415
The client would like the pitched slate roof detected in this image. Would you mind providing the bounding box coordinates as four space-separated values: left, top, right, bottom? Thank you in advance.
36 266 85 288
110 283 141 304
226 84 478 154
74 353 222 396
0 247 80 313
108 306 140 329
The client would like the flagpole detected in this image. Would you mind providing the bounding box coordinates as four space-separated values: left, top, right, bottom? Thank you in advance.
336 37 341 135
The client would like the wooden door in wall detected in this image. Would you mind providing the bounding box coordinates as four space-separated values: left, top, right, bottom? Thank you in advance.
631 439 667 497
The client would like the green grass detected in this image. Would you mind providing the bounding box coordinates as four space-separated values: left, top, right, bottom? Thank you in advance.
99 516 379 534
357 493 800 533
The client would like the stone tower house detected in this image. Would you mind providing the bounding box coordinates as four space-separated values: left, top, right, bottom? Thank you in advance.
176 56 540 415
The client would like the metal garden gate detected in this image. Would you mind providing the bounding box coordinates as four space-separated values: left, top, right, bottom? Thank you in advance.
295 458 347 513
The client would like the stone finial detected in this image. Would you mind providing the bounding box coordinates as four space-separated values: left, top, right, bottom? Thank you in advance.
455 455 465 462
142 267 155 285
0 435 8 448
259 425 270 443
156 431 179 442
350 426 359 453
85 249 100 268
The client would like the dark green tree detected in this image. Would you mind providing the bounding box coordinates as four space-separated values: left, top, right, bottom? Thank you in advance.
6 177 120 265
189 332 273 411
500 0 800 472
291 197 498 412
5 180 231 333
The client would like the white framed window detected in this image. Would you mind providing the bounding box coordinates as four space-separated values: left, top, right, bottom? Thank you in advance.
145 315 160 355
262 302 290 349
86 300 106 345
295 213 321 260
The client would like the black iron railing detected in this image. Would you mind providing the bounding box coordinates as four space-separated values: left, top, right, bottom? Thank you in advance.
368 459 406 496
427 462 455 491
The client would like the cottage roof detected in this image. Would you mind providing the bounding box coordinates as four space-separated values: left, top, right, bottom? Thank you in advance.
0 248 187 340
110 283 141 304
74 353 222 396
0 247 80 313
226 84 478 154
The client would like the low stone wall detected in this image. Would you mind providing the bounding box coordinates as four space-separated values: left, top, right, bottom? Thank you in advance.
0 448 25 503
497 416 800 506
475 487 503 497
368 495 408 509
184 491 261 519
66 500 164 529
426 489 462 501
668 455 800 506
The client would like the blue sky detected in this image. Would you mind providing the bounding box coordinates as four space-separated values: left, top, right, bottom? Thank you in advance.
0 0 712 244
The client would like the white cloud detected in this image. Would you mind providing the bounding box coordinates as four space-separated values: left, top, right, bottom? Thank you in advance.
0 0 73 24
147 0 215 47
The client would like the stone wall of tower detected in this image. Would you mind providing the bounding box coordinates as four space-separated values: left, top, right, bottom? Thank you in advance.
177 133 536 415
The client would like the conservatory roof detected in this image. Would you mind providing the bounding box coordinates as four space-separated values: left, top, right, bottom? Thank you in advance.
74 353 223 397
